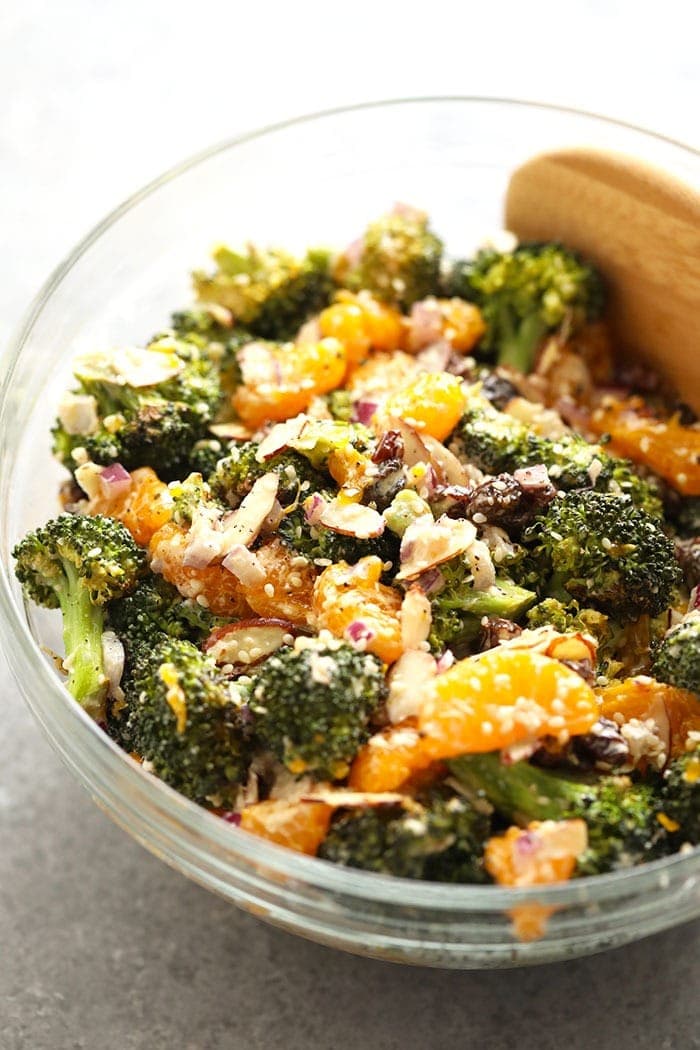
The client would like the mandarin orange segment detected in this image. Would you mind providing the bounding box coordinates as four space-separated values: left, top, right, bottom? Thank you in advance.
239 537 317 627
484 819 587 888
484 819 587 942
313 556 403 664
233 338 347 428
589 399 700 496
148 521 252 618
419 648 599 759
319 293 404 368
348 718 434 792
439 298 486 352
240 799 332 855
382 371 466 441
599 677 700 758
86 466 173 546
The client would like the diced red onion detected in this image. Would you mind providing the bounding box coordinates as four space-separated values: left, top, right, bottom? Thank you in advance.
99 462 132 497
353 400 378 426
220 811 242 826
515 830 541 856
435 649 455 673
513 464 551 491
346 620 376 644
692 586 700 611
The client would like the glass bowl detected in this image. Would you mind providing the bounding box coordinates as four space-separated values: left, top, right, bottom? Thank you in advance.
2 98 700 970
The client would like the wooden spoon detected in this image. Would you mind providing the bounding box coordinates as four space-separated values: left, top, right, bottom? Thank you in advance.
504 147 700 410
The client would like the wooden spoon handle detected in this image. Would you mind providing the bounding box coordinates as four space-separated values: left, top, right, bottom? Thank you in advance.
504 147 700 409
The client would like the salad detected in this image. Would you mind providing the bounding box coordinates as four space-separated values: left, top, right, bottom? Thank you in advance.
13 205 700 922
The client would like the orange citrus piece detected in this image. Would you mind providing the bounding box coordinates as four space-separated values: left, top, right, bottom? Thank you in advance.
240 799 332 855
233 338 346 428
148 522 251 618
589 398 700 496
600 677 700 758
313 556 403 664
484 819 588 942
348 718 434 792
87 466 173 546
382 371 466 441
419 648 599 759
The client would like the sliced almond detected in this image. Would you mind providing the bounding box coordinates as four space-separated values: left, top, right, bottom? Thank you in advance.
387 649 437 723
396 516 476 581
465 539 496 591
300 788 408 808
221 545 267 586
73 346 183 388
318 499 385 539
421 433 469 487
256 415 309 461
204 618 300 670
400 587 432 652
183 503 225 569
220 473 280 549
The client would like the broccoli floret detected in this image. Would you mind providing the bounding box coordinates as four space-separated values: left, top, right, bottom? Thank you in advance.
249 639 386 780
170 306 233 344
194 245 334 341
451 396 663 518
443 243 604 373
13 514 146 718
428 556 536 655
325 389 354 421
449 753 670 874
653 616 700 695
337 206 443 309
519 491 681 622
318 794 490 882
122 638 249 805
526 597 609 639
209 441 327 509
53 337 221 480
659 745 700 843
108 575 220 655
185 438 230 478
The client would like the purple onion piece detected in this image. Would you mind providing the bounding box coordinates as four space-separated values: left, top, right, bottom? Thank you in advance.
353 400 379 426
346 620 376 644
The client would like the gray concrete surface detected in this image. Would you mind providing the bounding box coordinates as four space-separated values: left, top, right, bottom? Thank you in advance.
2 3 700 1047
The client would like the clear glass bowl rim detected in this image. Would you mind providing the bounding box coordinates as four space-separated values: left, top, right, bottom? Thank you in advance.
2 94 699 916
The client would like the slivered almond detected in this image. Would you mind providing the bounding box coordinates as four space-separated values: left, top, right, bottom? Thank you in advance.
74 346 183 387
387 649 437 723
421 434 469 487
204 618 301 670
300 788 409 807
396 516 476 581
220 473 279 549
318 499 385 539
256 416 309 461
400 587 432 651
221 545 267 586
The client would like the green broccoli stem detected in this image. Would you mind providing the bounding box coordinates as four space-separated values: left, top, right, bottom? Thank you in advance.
58 563 107 719
448 752 585 823
496 311 548 373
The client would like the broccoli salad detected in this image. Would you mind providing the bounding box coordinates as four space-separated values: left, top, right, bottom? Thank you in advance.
14 205 700 927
